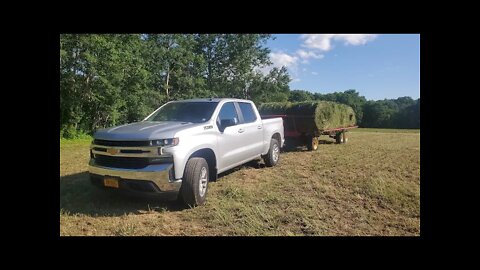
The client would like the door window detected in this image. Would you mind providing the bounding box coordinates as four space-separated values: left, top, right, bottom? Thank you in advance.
217 102 239 129
238 102 257 123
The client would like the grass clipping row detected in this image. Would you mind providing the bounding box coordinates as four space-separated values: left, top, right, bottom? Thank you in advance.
259 101 356 132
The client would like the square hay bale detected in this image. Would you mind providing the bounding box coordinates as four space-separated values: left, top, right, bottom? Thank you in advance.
259 101 356 133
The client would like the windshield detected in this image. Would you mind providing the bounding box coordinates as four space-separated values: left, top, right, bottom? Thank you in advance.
145 102 219 123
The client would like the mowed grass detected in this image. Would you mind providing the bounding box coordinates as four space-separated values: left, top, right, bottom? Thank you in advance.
60 128 420 236
351 128 420 134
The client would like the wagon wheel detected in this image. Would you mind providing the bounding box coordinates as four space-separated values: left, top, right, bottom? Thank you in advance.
335 132 344 144
342 131 348 143
307 136 319 151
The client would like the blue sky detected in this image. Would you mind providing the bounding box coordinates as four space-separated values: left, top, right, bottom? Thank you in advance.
263 34 420 101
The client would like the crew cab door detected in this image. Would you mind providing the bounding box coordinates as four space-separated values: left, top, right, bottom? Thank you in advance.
216 102 249 170
236 102 264 158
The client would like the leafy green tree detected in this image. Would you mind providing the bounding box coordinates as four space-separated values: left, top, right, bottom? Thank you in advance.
60 34 124 136
393 96 415 110
60 34 159 136
194 34 272 98
390 97 419 128
145 34 209 102
60 33 290 138
362 99 399 128
116 34 160 123
289 90 314 102
250 67 291 104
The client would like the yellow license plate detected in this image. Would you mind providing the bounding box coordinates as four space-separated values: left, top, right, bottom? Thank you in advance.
104 177 119 188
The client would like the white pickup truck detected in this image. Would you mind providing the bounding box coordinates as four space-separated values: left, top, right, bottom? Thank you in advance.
89 98 284 207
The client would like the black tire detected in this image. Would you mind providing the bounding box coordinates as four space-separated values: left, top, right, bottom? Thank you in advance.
306 136 319 151
179 157 209 207
335 132 344 144
264 138 280 167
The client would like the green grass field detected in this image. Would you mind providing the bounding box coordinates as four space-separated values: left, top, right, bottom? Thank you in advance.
350 128 420 134
60 128 420 236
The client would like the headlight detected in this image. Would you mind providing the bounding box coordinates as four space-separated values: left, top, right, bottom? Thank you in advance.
151 138 179 147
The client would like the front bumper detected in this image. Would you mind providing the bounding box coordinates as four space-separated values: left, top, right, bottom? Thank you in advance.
88 160 182 193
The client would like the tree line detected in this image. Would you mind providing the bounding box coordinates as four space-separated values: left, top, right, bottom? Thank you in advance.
288 89 420 129
60 34 419 138
60 34 290 138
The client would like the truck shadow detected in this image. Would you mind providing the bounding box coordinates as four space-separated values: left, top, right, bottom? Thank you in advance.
61 160 267 217
217 159 266 178
319 139 336 144
60 140 331 217
60 172 185 217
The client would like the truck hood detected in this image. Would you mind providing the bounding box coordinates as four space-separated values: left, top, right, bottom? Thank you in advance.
93 121 197 141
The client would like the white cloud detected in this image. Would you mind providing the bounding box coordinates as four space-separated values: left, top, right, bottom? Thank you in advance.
335 34 378 46
296 49 324 63
258 51 299 75
269 51 299 69
258 34 378 85
300 34 378 51
301 34 335 51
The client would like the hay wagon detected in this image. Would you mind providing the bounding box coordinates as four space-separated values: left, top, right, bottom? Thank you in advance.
259 101 358 151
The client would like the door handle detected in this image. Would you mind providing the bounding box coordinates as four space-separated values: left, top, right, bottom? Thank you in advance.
238 128 245 133
257 125 262 129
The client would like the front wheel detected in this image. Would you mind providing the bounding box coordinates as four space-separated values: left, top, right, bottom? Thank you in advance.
264 138 280 167
179 157 209 207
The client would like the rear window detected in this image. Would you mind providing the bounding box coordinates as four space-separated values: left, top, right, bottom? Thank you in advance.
239 102 257 123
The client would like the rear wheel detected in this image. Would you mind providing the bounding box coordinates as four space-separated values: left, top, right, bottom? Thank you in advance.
264 138 280 167
179 157 209 207
306 136 319 151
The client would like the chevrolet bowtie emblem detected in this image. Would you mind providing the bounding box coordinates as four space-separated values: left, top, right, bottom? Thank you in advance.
107 148 119 155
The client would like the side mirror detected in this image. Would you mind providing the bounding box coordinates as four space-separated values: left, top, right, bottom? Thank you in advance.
220 118 237 132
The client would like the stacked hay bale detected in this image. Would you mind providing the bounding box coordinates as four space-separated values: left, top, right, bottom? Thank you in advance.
258 101 356 133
